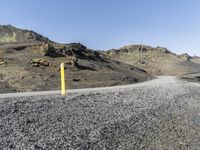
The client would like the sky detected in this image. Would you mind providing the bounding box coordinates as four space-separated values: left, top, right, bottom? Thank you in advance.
0 0 200 55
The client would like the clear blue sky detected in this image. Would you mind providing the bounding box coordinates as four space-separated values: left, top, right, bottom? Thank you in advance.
1 0 200 55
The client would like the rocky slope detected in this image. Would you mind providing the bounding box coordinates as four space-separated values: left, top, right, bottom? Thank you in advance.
0 25 151 93
105 45 200 76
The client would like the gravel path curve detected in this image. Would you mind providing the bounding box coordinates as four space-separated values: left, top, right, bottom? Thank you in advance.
1 76 200 149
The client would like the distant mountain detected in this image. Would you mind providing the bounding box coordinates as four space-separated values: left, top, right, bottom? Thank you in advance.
105 45 200 76
0 25 49 44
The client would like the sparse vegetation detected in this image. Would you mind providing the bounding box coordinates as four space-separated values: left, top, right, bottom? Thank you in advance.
0 59 6 65
0 32 17 43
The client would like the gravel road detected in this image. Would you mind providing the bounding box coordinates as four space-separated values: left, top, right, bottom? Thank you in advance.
1 76 200 149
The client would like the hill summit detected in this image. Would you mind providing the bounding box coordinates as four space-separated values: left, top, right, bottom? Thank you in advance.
0 25 49 43
106 44 200 75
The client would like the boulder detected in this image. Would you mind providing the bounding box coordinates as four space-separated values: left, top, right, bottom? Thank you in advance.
29 58 51 67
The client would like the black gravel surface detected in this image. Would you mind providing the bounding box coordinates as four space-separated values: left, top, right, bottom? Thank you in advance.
1 77 200 149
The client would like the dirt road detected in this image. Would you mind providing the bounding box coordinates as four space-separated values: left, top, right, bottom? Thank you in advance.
1 76 200 149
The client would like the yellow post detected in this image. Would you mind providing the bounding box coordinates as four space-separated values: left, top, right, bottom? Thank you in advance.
60 62 66 96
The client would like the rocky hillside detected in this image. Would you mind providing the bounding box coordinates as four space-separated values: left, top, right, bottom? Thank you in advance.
106 45 200 76
0 25 151 93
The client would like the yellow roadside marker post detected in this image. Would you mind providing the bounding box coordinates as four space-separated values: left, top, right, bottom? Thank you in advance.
60 62 66 96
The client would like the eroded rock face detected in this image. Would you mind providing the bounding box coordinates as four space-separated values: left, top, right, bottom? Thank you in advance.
60 43 101 60
40 42 101 60
41 42 64 57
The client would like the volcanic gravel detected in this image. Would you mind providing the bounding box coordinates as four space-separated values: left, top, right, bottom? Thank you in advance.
1 76 200 149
